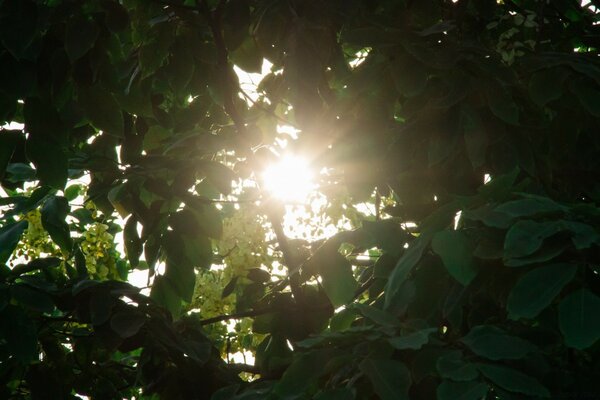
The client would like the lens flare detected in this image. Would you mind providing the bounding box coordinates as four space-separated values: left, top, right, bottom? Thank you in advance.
262 155 314 202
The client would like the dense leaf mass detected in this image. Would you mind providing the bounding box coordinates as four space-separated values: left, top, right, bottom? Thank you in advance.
1 0 600 399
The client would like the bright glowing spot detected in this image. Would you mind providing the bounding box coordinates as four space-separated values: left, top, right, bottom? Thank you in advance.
262 156 314 202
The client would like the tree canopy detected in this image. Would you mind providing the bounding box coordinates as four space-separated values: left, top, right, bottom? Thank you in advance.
1 0 600 399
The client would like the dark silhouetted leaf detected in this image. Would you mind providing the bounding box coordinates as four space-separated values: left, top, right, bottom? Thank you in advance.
110 309 146 338
432 230 477 285
0 220 28 265
359 359 411 400
437 380 489 400
436 351 479 381
558 288 600 350
508 263 577 320
41 196 73 253
476 363 550 398
78 85 124 138
65 16 99 62
461 325 537 360
388 328 436 350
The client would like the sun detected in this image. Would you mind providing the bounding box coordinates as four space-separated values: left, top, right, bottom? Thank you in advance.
262 155 315 203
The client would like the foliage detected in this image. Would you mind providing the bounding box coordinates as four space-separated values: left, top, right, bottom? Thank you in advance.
1 0 600 399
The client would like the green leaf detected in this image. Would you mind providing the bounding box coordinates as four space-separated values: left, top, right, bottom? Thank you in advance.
388 328 436 350
41 196 73 253
558 288 600 350
78 85 124 138
150 275 182 318
64 184 83 201
65 16 99 62
359 359 411 400
503 220 562 259
436 351 479 381
201 162 237 196
495 197 564 218
314 388 355 400
110 310 146 338
89 291 115 325
167 38 196 92
476 364 550 398
273 350 328 397
319 251 357 307
432 230 477 285
571 78 600 118
138 23 174 77
231 37 263 73
390 55 427 97
124 216 142 268
507 263 577 319
0 0 38 59
163 249 196 302
461 325 537 360
26 137 68 189
437 380 489 400
529 67 568 107
0 130 21 181
10 284 54 313
0 220 28 265
462 107 487 169
385 237 427 308
504 241 568 267
0 305 38 363
486 84 519 125
353 303 399 327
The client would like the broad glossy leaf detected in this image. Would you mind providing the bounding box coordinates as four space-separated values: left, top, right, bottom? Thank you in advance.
163 246 196 302
124 216 142 268
231 37 262 73
384 237 427 309
462 107 487 169
476 364 550 398
273 350 328 397
0 0 37 59
432 230 477 285
503 220 562 259
41 196 72 253
507 263 577 319
388 328 436 350
571 78 600 117
486 84 519 125
354 303 399 327
110 309 146 338
150 275 181 318
529 67 568 107
10 284 54 313
201 161 237 195
0 130 20 181
314 388 355 400
0 220 27 265
65 16 99 62
320 252 357 307
359 358 411 400
390 55 427 97
436 351 479 381
558 289 600 350
0 305 38 363
26 137 68 189
461 325 537 360
78 85 124 138
495 197 564 218
437 380 489 400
